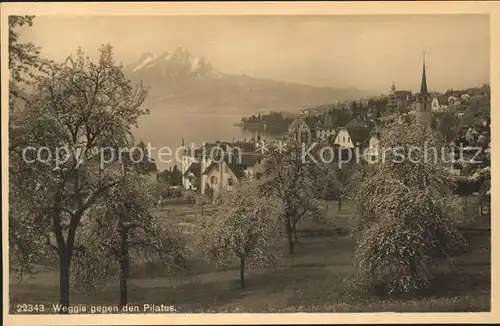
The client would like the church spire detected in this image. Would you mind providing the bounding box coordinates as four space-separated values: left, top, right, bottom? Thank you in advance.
420 51 428 95
257 112 262 142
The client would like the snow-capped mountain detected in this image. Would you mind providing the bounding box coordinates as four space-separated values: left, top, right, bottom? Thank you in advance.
129 52 156 72
125 47 223 80
124 47 372 114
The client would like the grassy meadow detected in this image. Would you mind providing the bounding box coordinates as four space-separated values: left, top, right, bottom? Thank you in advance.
9 197 490 313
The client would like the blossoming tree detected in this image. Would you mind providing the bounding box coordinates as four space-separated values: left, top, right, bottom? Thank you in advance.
9 44 149 311
199 181 282 289
350 116 466 296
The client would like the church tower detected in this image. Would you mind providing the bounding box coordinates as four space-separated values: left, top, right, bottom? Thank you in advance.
387 81 398 112
416 52 432 126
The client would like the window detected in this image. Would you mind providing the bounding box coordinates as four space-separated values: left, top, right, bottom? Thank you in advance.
210 176 217 184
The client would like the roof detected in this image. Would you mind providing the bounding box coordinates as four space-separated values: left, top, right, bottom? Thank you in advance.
202 159 246 179
364 131 381 144
202 142 232 152
346 127 371 145
227 162 247 179
193 141 258 158
345 118 367 129
239 153 262 167
183 162 201 178
233 141 258 153
438 95 448 103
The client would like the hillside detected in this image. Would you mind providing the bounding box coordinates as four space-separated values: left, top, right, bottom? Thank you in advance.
124 47 373 114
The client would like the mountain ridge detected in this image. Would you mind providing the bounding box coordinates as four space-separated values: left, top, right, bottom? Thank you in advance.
124 47 374 114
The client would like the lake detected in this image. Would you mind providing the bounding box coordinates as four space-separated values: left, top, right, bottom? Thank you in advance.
133 112 279 171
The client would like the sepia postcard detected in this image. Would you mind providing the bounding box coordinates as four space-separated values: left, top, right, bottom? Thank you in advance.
2 1 499 325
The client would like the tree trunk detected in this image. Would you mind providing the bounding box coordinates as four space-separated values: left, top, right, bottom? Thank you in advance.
58 253 70 314
119 229 129 308
284 218 294 254
409 256 418 292
409 258 417 276
324 186 328 215
292 223 298 244
337 195 342 212
239 257 246 289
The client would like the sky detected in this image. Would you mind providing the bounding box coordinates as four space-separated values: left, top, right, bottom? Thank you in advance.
18 14 490 93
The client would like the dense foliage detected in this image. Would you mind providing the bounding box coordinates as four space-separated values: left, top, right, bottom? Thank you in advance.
82 171 189 303
350 116 466 296
199 181 282 288
261 143 325 254
9 42 151 309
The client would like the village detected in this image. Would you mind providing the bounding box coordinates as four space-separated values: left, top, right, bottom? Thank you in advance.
155 56 491 211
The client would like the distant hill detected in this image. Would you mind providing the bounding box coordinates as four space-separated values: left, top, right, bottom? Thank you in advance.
124 47 374 115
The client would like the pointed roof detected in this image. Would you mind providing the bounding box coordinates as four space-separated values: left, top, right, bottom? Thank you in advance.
183 162 201 178
345 127 371 146
390 80 396 94
363 129 381 145
345 117 367 129
420 51 428 95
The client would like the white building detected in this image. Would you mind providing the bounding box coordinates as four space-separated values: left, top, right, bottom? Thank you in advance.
201 159 240 198
333 127 370 149
431 97 440 112
448 96 460 106
182 162 201 190
431 97 450 113
181 152 198 189
333 128 354 148
200 153 264 198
